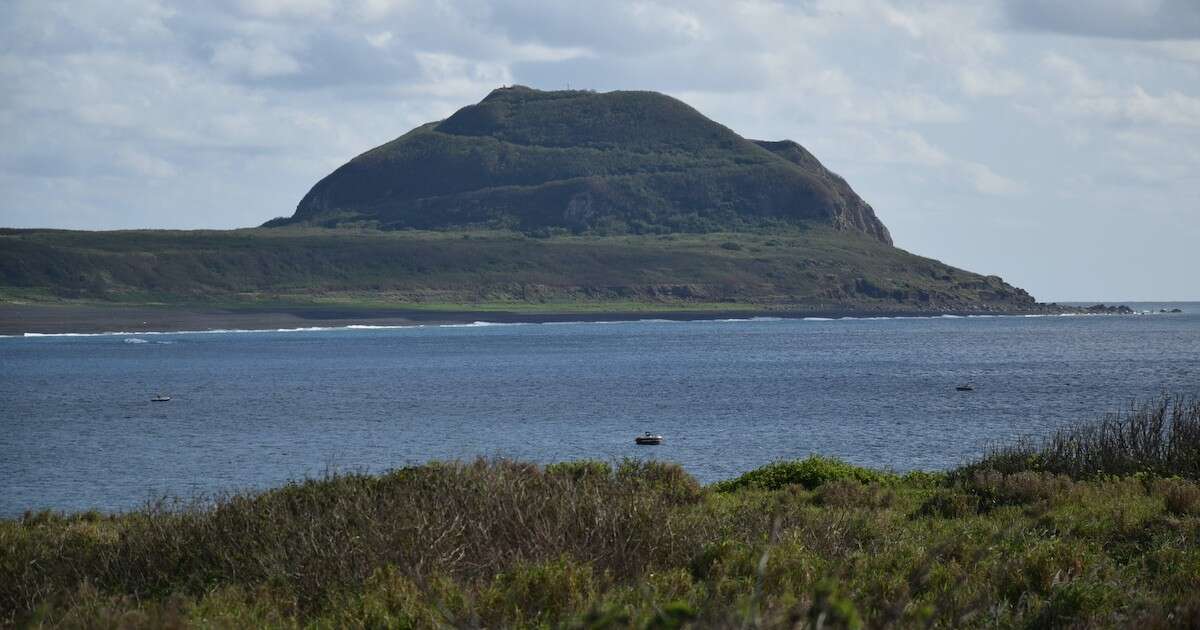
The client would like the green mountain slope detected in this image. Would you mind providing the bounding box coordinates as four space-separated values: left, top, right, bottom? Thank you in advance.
275 86 892 243
0 228 1046 315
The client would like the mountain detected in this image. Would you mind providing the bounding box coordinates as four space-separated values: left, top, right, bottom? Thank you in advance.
274 86 892 243
1 87 1073 319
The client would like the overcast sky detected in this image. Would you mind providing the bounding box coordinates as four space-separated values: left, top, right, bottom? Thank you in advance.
2 1 1198 301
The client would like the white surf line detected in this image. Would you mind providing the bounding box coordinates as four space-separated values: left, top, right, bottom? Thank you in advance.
1 310 1136 339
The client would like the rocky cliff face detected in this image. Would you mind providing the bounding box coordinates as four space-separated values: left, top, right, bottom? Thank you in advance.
280 86 893 245
751 140 892 244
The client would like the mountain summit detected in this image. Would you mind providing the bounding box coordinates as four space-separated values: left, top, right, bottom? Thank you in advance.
277 86 892 244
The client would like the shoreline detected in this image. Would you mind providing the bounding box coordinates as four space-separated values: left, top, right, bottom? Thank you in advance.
0 302 1119 336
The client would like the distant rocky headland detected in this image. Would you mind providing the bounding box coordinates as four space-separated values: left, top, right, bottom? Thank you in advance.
0 87 1119 328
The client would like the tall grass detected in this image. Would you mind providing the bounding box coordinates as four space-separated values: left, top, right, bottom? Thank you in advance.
959 396 1200 480
0 459 707 625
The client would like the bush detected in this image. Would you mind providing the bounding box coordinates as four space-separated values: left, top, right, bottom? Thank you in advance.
544 460 611 481
477 557 599 628
615 459 705 505
814 481 895 509
957 396 1200 481
915 489 976 519
0 459 709 625
4 452 1198 628
712 456 895 493
1153 478 1200 516
900 470 949 488
965 471 1075 510
808 580 864 630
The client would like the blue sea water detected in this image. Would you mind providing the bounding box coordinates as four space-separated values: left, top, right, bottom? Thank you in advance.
1 305 1198 517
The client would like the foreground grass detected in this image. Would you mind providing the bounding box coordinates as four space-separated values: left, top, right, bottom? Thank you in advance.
4 402 1200 628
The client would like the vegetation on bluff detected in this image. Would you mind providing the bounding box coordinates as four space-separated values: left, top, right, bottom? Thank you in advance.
3 398 1199 628
0 227 1042 313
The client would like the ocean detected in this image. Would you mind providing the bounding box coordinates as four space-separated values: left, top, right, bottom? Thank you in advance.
1 304 1197 517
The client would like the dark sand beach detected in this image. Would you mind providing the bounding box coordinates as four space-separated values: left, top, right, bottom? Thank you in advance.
0 303 1058 336
0 304 763 335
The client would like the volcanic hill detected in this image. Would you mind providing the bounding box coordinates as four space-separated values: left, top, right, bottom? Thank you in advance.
275 85 891 243
1 86 1068 319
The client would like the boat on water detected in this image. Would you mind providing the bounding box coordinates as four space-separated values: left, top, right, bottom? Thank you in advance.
635 432 663 445
955 384 974 392
150 394 171 402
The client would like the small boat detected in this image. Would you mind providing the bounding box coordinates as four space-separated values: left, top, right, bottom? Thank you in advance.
150 394 171 402
635 432 664 445
955 384 974 392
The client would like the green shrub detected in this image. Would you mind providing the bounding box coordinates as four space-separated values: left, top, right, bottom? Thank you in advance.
900 470 949 488
712 457 895 493
0 458 709 625
5 451 1199 628
1029 579 1113 629
1153 478 1200 516
544 460 611 481
808 580 863 630
326 567 452 629
645 601 698 629
915 489 976 519
814 480 895 509
965 471 1075 510
615 459 705 505
478 557 599 628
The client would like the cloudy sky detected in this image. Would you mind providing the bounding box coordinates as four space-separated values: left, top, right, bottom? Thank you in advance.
2 0 1198 301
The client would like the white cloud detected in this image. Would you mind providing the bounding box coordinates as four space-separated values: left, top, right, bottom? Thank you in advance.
831 90 965 125
1039 51 1200 128
233 0 335 19
117 147 176 178
1064 86 1200 127
844 128 1022 195
412 52 511 97
75 102 140 128
962 162 1024 196
1147 40 1200 65
1003 0 1200 40
892 91 967 123
506 42 592 63
364 31 393 49
1042 53 1102 96
628 2 704 42
959 65 1024 97
883 130 950 167
211 40 303 78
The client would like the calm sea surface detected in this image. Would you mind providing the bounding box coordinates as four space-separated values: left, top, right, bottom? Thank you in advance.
2 303 1198 516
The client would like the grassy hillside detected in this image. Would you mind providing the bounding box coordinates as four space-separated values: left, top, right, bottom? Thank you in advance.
0 226 1044 314
278 86 892 243
3 398 1199 628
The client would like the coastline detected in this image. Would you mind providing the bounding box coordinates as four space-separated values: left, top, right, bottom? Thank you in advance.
0 301 1111 336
